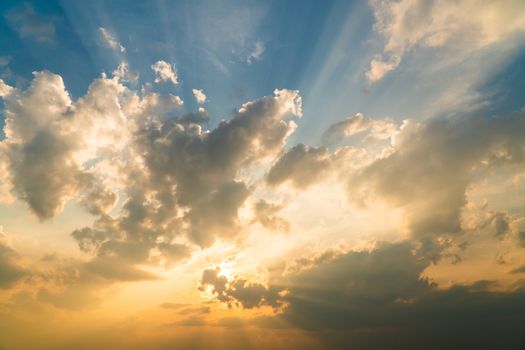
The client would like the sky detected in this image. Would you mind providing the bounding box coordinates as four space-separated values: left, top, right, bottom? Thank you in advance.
1 0 525 349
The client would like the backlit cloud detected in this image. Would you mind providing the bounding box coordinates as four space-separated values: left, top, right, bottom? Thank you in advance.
366 0 525 82
151 60 178 85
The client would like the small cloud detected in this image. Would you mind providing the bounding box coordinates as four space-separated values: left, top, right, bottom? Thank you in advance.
98 27 126 53
192 88 207 104
5 4 55 44
112 61 139 84
365 55 400 84
0 56 10 67
246 41 264 64
151 60 178 85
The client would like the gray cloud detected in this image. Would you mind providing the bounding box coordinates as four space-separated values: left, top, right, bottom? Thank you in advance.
65 86 301 274
349 113 525 245
0 231 26 289
267 144 331 189
5 4 56 44
1 71 302 275
253 199 290 232
199 267 284 309
518 231 525 247
203 241 525 349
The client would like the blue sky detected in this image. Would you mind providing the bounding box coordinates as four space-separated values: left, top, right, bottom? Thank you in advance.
3 0 522 145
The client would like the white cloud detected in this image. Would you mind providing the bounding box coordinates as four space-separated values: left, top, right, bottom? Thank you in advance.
98 27 126 53
192 89 207 104
0 79 13 97
367 0 525 82
112 61 138 84
151 60 178 85
322 113 397 144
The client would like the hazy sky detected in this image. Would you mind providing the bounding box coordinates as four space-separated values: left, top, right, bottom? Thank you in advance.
1 1 525 349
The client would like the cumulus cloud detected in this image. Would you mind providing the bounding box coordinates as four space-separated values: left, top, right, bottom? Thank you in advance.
98 27 126 53
203 241 525 349
267 109 525 260
199 267 284 309
192 89 207 104
0 71 124 219
349 112 525 247
0 70 301 275
0 79 14 97
151 60 178 85
366 0 525 82
5 4 56 44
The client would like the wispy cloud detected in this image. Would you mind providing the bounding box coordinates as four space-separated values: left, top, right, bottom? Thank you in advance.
246 41 264 64
98 27 126 53
5 4 56 44
366 0 525 83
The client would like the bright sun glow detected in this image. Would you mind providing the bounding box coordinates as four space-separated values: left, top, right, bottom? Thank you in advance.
1 1 525 349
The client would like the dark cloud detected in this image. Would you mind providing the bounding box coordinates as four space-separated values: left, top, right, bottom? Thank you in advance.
511 264 525 274
204 241 525 349
199 267 284 309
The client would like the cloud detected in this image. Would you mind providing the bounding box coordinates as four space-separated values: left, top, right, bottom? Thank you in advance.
266 144 332 189
0 56 9 67
98 27 126 53
5 4 56 44
247 41 265 64
366 0 525 82
349 112 525 247
365 55 400 83
266 108 525 261
0 79 14 97
203 241 525 349
0 71 123 220
199 267 284 309
112 61 138 84
322 112 396 144
253 199 290 232
0 70 301 275
175 109 209 125
519 231 525 247
151 60 178 85
511 264 525 274
192 89 207 104
0 228 26 288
